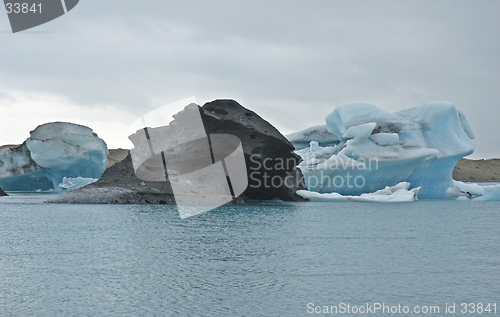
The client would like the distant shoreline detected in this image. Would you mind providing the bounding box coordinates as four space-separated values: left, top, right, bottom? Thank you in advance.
453 158 500 183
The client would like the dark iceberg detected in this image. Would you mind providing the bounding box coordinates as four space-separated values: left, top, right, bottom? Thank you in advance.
49 100 306 204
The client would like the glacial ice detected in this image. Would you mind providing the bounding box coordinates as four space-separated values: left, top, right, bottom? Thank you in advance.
446 180 500 201
285 124 338 150
296 182 420 202
370 133 400 146
0 122 108 191
343 122 377 142
49 177 99 193
478 185 500 201
288 101 475 198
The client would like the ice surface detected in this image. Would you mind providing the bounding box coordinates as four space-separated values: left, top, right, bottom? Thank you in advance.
370 133 399 146
343 122 376 142
0 122 108 191
30 122 96 140
478 185 500 201
296 182 420 202
285 124 339 150
290 101 475 198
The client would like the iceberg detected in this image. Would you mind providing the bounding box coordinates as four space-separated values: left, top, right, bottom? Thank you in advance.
0 122 108 191
288 101 475 198
296 182 420 202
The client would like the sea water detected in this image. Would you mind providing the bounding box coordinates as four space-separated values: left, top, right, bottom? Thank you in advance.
1 193 499 316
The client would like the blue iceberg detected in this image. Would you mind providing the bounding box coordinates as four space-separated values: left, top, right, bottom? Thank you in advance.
288 101 475 198
0 122 108 191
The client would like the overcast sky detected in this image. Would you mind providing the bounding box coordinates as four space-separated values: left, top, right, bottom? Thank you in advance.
1 1 499 158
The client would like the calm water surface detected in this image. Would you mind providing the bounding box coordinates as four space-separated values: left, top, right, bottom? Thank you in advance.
1 194 499 316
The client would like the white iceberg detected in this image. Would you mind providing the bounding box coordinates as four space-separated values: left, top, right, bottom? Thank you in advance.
287 101 475 198
297 182 420 202
0 122 108 191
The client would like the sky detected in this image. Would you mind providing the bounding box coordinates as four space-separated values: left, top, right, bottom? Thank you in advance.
0 0 499 158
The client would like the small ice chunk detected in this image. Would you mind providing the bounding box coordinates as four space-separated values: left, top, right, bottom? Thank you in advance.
446 186 470 198
450 180 485 196
296 182 420 202
447 181 500 201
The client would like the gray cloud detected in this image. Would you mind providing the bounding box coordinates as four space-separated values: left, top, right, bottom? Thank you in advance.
0 0 499 157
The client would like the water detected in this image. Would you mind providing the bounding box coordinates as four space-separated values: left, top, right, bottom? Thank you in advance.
1 194 499 316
